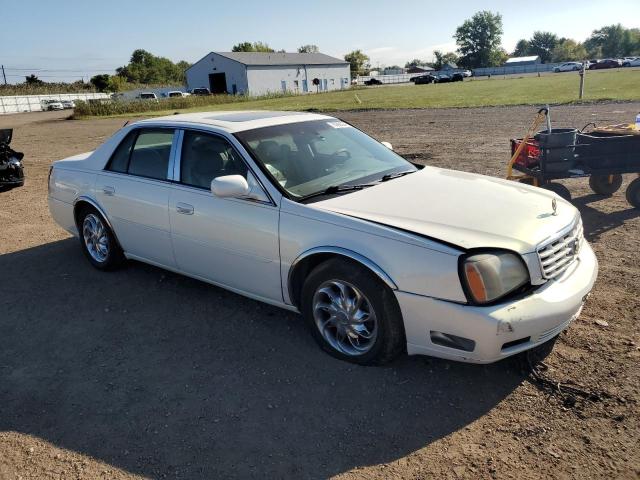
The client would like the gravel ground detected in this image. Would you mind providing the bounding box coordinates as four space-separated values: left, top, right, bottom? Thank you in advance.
0 104 638 479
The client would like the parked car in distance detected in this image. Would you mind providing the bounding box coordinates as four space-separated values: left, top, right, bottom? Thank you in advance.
553 62 583 72
61 100 76 109
139 92 158 101
364 78 382 86
48 111 598 365
191 87 211 96
462 70 472 77
42 99 64 111
413 74 435 84
166 91 186 98
623 57 640 67
451 73 464 82
589 59 622 69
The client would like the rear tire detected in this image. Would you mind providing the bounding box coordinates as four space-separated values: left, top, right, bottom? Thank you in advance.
589 174 623 195
625 178 640 209
542 182 572 201
301 258 405 365
77 206 125 271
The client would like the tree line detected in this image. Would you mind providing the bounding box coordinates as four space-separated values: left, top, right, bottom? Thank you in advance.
13 17 640 92
342 13 640 75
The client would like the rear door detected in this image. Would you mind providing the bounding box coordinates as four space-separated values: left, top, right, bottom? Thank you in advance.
95 128 177 267
168 129 282 302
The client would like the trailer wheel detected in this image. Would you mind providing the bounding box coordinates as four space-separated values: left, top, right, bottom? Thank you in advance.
589 174 623 196
542 182 571 201
625 178 640 209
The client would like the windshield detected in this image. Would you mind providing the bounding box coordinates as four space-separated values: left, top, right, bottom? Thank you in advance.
235 119 416 199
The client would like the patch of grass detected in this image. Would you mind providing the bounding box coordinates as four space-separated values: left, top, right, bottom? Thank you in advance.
76 69 640 119
73 91 299 117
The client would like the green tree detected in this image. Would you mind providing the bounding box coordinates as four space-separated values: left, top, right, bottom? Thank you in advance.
454 10 504 68
527 31 558 63
585 24 640 57
25 74 43 85
107 75 127 92
344 50 370 75
433 50 459 70
404 59 430 69
116 49 190 84
551 39 587 62
90 74 111 92
512 39 530 57
231 41 275 52
298 44 319 53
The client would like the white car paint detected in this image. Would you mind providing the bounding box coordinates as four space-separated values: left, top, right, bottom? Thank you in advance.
48 111 598 363
623 58 640 67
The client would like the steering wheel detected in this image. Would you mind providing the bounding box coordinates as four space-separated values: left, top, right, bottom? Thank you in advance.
331 148 351 160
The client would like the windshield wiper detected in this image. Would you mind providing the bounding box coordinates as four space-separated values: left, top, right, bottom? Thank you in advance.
299 183 376 201
380 170 416 182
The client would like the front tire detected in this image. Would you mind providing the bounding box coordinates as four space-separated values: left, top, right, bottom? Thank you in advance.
77 207 125 270
301 259 405 365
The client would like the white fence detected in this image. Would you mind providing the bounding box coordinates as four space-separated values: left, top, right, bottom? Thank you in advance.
472 63 564 77
0 92 110 115
356 73 417 85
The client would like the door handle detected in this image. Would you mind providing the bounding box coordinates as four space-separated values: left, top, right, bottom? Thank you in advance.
102 186 115 196
176 202 194 215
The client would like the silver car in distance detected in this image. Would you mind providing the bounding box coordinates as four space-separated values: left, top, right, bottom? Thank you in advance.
48 111 598 365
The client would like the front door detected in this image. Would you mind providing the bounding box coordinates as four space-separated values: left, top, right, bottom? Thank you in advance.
168 129 282 302
95 128 177 267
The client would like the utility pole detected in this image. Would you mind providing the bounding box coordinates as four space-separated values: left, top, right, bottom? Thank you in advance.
1 65 6 85
579 62 586 99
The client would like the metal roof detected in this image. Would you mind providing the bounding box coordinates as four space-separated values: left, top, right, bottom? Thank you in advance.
505 56 540 63
211 52 349 66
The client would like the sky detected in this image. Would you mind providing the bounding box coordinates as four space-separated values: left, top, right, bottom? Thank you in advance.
1 0 639 83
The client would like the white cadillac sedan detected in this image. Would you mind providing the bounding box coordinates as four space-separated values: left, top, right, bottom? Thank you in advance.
48 111 598 365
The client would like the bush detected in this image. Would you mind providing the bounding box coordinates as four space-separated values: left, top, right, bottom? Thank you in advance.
73 91 296 117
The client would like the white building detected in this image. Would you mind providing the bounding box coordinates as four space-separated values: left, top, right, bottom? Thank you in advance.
185 52 351 96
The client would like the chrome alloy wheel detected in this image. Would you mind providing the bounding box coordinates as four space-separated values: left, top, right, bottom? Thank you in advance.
312 280 378 356
82 214 109 263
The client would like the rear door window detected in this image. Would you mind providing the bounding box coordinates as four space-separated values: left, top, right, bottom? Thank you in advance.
127 130 174 180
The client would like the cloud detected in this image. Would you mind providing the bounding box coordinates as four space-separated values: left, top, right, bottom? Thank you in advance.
361 42 458 66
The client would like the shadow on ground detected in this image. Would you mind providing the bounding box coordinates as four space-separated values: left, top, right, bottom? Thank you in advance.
572 193 639 242
0 239 526 478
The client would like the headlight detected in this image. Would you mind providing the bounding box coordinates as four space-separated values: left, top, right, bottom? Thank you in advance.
460 251 529 304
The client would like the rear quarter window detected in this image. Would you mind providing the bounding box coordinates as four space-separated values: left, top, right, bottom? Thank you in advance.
106 131 136 173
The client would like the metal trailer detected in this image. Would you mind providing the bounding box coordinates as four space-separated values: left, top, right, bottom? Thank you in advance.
506 108 640 209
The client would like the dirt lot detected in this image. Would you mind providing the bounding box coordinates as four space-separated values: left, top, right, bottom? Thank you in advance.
0 104 638 479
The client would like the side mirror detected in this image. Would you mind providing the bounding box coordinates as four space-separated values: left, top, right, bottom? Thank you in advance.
211 175 250 198
381 141 393 150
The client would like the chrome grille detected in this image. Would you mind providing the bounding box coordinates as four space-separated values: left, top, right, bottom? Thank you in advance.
537 218 583 280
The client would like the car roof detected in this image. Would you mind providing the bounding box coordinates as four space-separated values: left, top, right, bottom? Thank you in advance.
136 110 335 133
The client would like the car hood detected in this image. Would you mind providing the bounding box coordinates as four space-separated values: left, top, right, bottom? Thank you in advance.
313 167 578 253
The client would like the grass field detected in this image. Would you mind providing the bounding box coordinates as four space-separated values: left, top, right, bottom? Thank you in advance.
78 68 640 118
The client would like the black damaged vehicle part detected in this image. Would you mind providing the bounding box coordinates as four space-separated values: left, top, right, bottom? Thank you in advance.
0 129 25 191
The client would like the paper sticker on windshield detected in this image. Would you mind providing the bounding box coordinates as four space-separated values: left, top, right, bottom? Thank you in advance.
327 121 350 129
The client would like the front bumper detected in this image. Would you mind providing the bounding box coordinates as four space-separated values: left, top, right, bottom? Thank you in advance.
397 242 598 363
